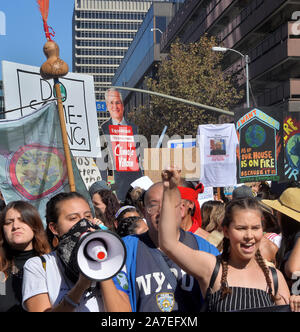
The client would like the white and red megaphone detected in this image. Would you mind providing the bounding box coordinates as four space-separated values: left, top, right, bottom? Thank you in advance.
76 230 126 281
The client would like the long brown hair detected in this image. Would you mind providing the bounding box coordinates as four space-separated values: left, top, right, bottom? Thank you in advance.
0 201 51 276
220 197 276 301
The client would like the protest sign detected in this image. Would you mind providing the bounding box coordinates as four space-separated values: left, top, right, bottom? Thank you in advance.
143 147 200 183
109 125 140 172
283 112 300 182
1 60 101 158
197 124 239 187
74 157 102 189
99 88 143 201
235 107 284 183
0 102 90 227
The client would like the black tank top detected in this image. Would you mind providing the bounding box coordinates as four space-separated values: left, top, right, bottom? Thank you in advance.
205 256 278 312
208 286 275 312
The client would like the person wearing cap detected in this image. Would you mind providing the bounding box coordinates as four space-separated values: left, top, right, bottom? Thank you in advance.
262 187 300 287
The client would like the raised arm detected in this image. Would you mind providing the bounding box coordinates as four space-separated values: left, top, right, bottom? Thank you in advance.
158 167 216 288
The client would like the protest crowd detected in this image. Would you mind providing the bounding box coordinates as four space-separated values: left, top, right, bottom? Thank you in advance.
0 170 300 312
0 87 300 313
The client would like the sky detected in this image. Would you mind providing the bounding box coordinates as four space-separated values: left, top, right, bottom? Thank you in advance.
0 0 75 79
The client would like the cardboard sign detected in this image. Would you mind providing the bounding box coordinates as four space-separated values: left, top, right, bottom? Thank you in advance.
143 147 200 183
1 60 101 158
109 125 139 172
235 107 284 183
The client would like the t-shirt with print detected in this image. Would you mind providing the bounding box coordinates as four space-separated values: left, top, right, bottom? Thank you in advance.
197 123 239 187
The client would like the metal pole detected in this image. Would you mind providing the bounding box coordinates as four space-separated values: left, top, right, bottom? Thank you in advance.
245 55 250 108
156 125 168 148
212 47 250 108
110 86 234 116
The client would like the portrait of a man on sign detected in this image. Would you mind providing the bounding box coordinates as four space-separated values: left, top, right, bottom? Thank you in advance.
100 88 143 202
105 88 125 124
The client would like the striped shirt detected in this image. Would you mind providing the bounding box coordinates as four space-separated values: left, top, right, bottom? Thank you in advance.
208 287 275 312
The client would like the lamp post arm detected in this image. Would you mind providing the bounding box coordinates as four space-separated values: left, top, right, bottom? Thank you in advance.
110 86 234 116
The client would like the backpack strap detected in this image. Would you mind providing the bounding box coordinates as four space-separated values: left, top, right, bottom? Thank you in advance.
40 256 47 272
269 266 278 296
200 255 222 312
208 255 222 291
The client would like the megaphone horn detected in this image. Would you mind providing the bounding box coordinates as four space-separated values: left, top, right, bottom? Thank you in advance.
76 230 127 282
84 238 108 262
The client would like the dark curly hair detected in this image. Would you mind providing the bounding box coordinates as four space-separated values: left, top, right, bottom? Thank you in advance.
92 189 120 232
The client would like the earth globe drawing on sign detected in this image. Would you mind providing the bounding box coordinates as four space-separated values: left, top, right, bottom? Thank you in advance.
286 133 300 170
9 144 67 200
245 124 266 148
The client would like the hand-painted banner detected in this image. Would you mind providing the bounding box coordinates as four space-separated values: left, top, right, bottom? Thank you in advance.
283 113 300 182
0 102 90 227
235 107 284 183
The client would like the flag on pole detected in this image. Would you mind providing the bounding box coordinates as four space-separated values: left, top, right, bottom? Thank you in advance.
0 102 90 227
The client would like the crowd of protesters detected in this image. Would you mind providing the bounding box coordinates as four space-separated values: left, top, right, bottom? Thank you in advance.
0 171 300 312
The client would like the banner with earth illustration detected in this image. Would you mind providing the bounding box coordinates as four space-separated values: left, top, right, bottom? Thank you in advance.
283 112 300 182
0 102 90 227
235 107 284 183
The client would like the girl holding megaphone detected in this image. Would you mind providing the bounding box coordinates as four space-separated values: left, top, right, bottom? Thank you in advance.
22 192 131 312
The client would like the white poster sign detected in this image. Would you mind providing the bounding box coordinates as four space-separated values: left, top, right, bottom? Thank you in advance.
74 157 102 189
2 60 101 158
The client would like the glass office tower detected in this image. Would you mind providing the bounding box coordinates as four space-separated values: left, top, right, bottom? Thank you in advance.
73 0 156 124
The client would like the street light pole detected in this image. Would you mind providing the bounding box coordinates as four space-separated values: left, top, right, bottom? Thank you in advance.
212 46 250 108
151 27 163 34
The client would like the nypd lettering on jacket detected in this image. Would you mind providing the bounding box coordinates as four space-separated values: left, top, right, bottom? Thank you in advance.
134 242 202 312
136 269 194 295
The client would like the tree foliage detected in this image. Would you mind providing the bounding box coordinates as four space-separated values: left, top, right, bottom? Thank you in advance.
128 35 243 140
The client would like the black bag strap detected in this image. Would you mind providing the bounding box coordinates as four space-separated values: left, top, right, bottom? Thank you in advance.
205 255 222 297
200 255 222 312
269 266 278 296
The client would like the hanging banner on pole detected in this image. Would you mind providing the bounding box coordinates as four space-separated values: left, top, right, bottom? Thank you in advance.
0 102 90 227
235 107 284 183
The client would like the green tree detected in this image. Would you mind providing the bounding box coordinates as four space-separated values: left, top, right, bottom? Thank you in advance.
128 35 243 140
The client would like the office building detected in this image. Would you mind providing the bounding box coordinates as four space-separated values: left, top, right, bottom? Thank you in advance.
73 0 158 125
159 0 300 113
112 1 180 113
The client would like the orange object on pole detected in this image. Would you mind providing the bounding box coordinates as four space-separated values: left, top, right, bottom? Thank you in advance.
38 0 74 192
